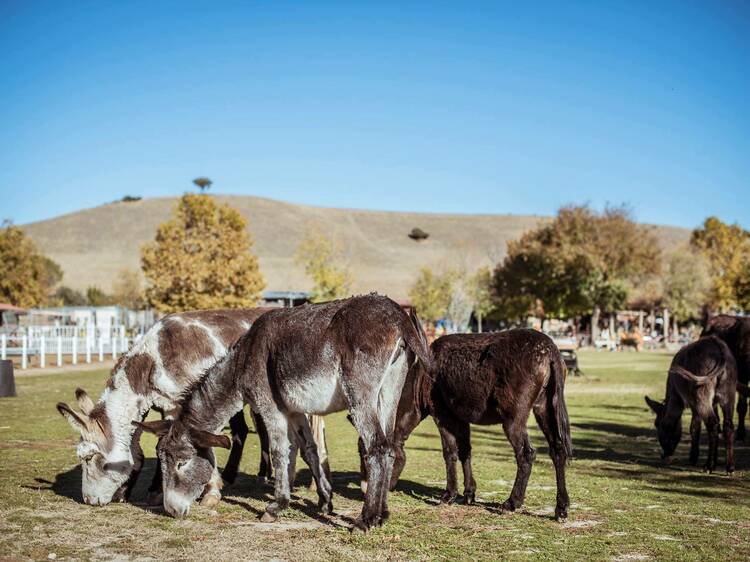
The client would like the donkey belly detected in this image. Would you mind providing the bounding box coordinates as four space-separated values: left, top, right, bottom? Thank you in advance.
280 374 348 415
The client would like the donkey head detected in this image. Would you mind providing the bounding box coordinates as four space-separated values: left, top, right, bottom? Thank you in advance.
137 419 230 518
645 396 681 460
57 388 130 505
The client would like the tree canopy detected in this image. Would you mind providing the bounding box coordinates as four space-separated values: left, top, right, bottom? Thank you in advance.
141 194 265 312
0 221 61 308
690 216 750 312
408 267 453 324
662 249 709 322
493 205 661 324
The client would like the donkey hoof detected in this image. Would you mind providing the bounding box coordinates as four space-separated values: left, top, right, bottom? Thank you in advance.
318 498 334 515
499 500 517 514
260 511 278 523
200 494 221 508
147 491 163 506
555 507 568 521
440 492 457 505
461 492 476 505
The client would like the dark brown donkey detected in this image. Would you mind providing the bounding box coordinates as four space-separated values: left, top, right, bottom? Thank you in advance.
701 315 750 441
360 329 572 521
139 295 432 530
645 335 737 473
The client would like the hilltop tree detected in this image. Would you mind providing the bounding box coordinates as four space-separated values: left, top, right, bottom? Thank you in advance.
493 205 661 337
193 177 213 193
690 217 750 312
0 221 61 308
295 228 353 303
141 194 265 312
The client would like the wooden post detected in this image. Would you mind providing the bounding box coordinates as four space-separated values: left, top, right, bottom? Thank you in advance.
40 335 46 368
638 310 644 334
0 360 16 397
57 336 63 367
112 336 117 360
99 337 104 362
663 308 670 342
1 334 5 360
86 335 91 364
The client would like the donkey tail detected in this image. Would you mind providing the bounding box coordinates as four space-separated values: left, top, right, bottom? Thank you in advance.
548 349 573 461
403 308 433 372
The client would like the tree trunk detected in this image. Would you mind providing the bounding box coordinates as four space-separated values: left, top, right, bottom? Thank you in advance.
477 314 483 333
591 306 601 345
663 308 670 342
672 315 679 342
609 314 616 345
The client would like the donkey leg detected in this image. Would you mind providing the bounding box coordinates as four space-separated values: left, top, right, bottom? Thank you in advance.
260 412 293 522
704 414 720 473
290 414 333 514
200 466 224 507
251 410 273 483
457 423 476 505
533 402 569 520
500 420 535 513
222 409 249 486
688 412 702 466
736 395 747 442
145 457 163 505
722 402 735 474
349 409 390 531
435 419 460 505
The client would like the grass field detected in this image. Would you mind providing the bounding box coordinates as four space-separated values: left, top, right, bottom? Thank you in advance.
1 350 748 561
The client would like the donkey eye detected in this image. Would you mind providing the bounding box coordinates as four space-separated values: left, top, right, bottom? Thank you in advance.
177 460 188 471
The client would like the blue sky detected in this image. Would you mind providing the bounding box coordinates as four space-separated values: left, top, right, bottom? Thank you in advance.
1 1 748 228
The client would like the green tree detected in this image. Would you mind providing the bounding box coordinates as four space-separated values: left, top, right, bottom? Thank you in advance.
193 177 213 193
111 268 146 309
53 286 88 307
295 228 353 303
86 287 112 306
141 194 265 312
690 217 750 312
662 249 709 324
493 205 661 337
0 221 61 308
408 267 453 325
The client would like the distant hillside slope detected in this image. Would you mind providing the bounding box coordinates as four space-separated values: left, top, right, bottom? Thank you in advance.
21 196 691 299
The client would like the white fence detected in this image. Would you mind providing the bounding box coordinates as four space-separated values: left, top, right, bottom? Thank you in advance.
0 325 140 370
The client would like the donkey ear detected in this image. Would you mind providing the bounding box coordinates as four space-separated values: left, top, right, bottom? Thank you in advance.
57 402 89 433
133 419 172 437
75 388 95 415
190 428 231 450
644 396 663 414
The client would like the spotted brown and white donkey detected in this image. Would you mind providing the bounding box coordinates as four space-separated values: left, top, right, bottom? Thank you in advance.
56 308 278 507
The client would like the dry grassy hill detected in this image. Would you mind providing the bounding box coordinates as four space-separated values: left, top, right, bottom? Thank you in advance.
21 196 691 299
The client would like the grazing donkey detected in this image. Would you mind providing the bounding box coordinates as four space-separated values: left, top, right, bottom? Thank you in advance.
645 335 737 473
360 329 572 521
56 308 274 506
138 295 432 530
701 315 750 441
